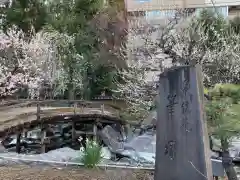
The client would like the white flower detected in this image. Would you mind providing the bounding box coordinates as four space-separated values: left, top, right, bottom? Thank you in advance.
78 136 83 142
79 147 85 152
86 138 89 144
92 140 98 146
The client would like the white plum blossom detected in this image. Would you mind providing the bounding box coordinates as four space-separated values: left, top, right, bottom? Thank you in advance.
114 17 162 118
0 26 58 98
115 10 240 119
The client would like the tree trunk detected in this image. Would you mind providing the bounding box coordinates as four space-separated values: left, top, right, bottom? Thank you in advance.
221 138 238 180
209 136 213 150
68 66 74 100
83 67 91 100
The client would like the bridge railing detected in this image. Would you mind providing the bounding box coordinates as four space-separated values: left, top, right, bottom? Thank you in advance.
0 99 129 154
0 99 124 113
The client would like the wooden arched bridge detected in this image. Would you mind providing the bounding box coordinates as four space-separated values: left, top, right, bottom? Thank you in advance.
0 99 128 153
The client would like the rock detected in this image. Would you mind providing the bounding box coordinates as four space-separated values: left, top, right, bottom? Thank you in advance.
98 125 124 153
101 147 111 160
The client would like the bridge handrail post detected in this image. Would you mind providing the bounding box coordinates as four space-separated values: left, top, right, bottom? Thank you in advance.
73 102 77 115
101 104 104 114
37 100 46 153
72 102 77 146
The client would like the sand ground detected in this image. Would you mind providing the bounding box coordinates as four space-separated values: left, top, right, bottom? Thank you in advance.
0 165 154 180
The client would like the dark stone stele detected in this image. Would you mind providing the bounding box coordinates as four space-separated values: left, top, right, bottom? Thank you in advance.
154 65 213 180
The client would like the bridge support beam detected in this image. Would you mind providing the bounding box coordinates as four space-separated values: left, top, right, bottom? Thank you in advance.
93 124 97 141
16 132 21 154
24 131 28 138
41 127 46 153
72 121 76 146
72 103 77 146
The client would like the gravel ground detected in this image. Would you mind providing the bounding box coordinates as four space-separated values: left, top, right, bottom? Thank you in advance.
0 165 154 180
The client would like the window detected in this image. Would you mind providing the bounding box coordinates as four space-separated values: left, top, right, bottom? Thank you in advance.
195 6 228 18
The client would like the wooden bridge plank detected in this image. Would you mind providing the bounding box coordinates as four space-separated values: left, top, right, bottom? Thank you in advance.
0 104 125 137
0 99 126 137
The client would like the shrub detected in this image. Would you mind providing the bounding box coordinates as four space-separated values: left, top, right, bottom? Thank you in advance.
81 138 103 168
205 98 239 141
204 87 209 95
208 84 240 103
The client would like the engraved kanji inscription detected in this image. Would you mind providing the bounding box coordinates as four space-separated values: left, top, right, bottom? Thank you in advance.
166 94 177 120
181 116 192 132
181 101 189 114
164 140 176 160
181 78 192 133
181 79 190 97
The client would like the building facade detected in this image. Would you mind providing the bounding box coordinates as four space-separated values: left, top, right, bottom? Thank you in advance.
125 0 240 19
125 0 239 12
124 0 240 87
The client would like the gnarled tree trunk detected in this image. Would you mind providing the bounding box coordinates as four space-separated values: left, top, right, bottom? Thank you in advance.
221 138 238 180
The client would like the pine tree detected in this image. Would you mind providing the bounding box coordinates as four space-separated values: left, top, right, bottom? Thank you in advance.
1 0 48 37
